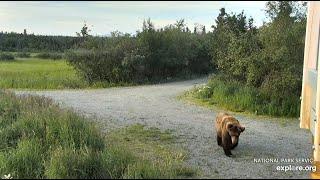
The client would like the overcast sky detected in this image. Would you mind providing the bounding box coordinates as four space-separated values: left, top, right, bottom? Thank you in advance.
0 1 268 36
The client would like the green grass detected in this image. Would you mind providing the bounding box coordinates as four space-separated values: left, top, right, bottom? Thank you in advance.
0 58 114 89
0 58 88 89
180 75 300 118
0 90 196 179
0 58 137 90
107 124 197 179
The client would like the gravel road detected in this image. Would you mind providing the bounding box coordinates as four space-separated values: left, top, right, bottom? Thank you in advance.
14 78 313 179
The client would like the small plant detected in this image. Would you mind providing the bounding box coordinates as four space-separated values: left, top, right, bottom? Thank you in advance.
2 174 13 179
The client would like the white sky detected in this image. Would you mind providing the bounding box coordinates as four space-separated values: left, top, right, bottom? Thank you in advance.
0 1 268 36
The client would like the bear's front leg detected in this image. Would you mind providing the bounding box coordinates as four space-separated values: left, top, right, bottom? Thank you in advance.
223 147 232 157
222 134 233 157
217 135 222 146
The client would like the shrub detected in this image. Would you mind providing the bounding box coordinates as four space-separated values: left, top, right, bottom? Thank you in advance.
66 25 214 85
206 4 305 117
15 52 30 58
0 53 15 61
35 52 63 60
66 36 145 84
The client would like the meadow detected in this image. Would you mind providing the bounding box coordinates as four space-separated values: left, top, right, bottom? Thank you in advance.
0 58 85 89
0 90 196 179
0 58 112 90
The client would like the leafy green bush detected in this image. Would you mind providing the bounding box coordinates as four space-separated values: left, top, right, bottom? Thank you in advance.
66 23 213 85
206 2 306 117
35 52 63 60
15 52 31 58
0 53 15 61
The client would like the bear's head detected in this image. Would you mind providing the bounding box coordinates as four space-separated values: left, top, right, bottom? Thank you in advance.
226 120 245 144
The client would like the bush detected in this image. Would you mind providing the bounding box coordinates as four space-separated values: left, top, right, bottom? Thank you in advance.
0 53 15 61
206 4 306 117
35 52 63 60
66 24 214 85
66 36 148 84
15 52 31 58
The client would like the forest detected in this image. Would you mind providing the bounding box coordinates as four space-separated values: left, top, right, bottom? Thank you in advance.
0 32 81 52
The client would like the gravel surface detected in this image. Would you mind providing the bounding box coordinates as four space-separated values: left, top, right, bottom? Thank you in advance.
14 78 313 179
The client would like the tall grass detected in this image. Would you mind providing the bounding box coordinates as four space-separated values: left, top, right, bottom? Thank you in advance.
183 75 300 117
0 58 136 90
0 90 195 179
0 59 89 89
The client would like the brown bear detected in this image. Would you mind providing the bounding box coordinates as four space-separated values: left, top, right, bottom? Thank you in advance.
215 112 245 157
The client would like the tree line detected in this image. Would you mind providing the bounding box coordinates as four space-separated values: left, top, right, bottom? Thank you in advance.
0 32 82 52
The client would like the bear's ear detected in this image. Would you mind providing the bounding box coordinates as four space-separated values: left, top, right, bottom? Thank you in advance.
239 126 245 132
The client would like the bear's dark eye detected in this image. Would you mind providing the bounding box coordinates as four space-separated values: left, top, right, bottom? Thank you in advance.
228 124 233 129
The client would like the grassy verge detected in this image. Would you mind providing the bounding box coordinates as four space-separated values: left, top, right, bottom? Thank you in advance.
107 125 197 179
0 90 196 179
179 75 300 118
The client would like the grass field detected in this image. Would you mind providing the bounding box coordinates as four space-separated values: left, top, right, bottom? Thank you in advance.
0 58 135 90
0 58 91 89
0 90 196 179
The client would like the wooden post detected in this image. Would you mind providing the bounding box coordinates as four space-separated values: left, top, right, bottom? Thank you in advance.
300 2 320 130
301 1 320 179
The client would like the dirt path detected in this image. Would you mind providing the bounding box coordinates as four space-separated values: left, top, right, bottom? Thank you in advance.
15 78 313 179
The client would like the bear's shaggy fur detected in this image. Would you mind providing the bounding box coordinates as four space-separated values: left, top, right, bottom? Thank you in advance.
215 112 245 157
